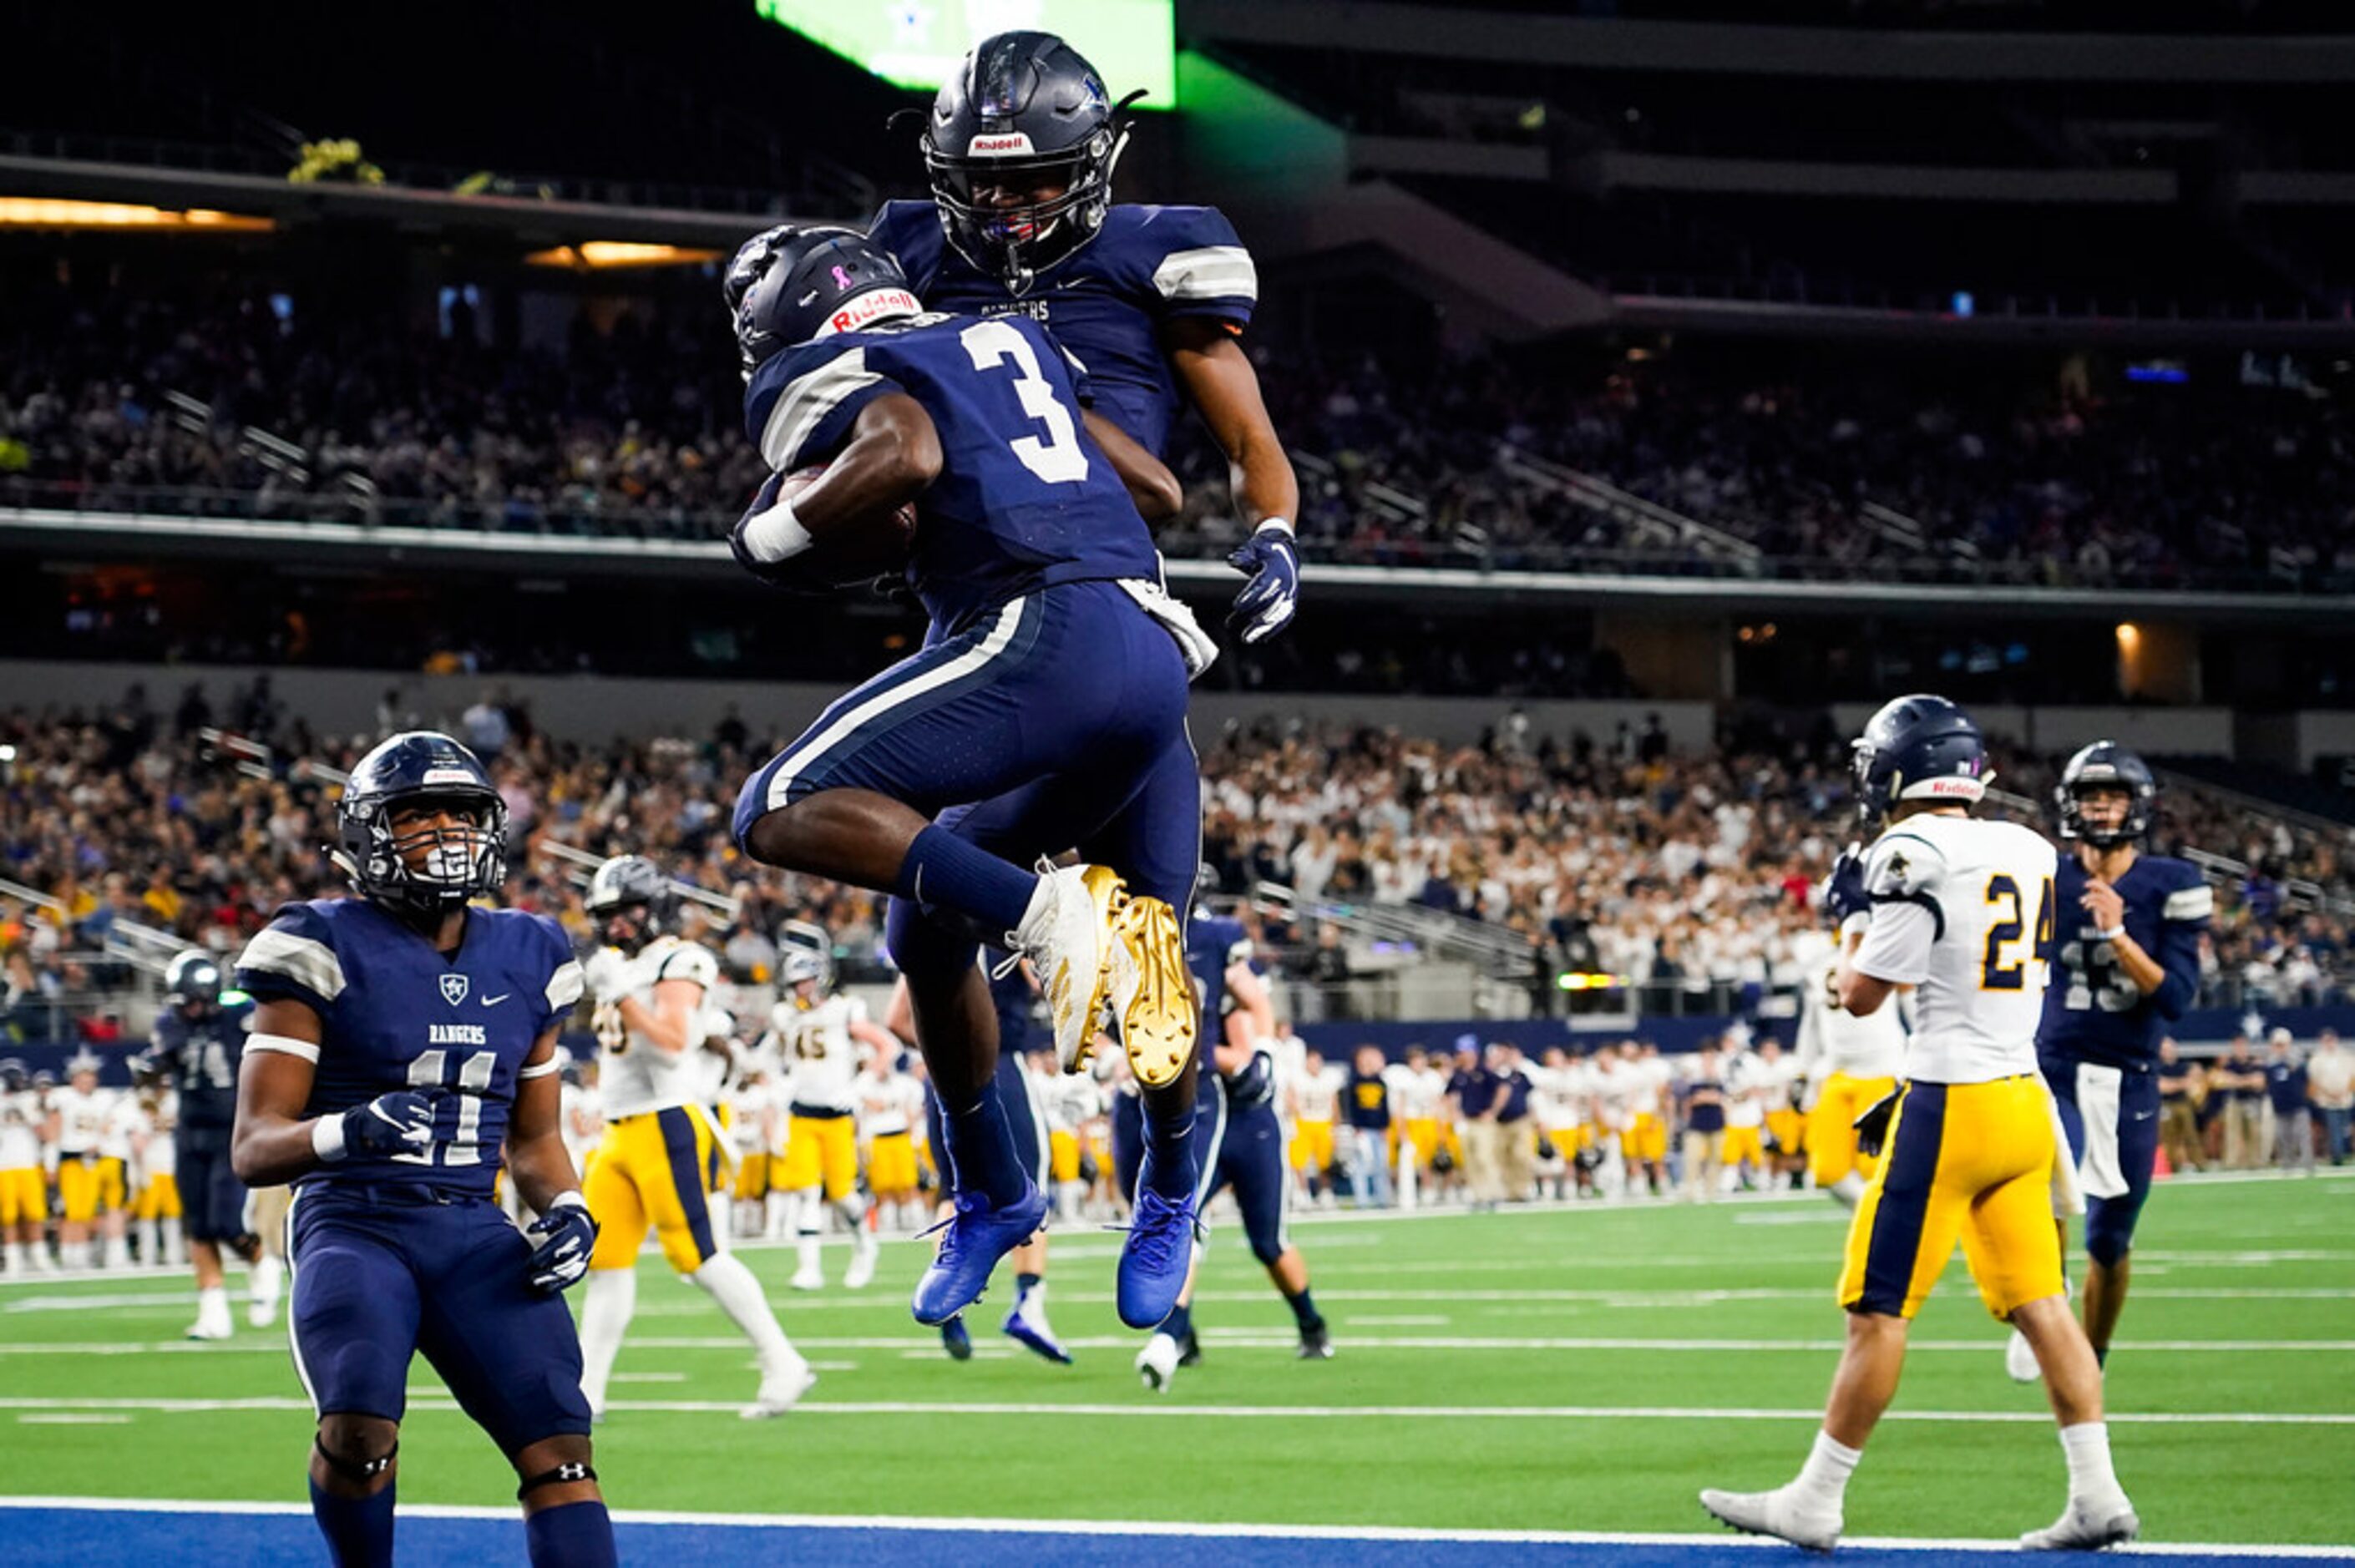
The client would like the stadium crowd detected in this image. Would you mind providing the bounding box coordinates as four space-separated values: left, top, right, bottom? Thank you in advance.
3 682 2351 1050
8 291 2355 591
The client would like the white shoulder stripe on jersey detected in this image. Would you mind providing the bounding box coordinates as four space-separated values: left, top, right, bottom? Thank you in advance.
1152 245 1258 304
2165 884 2216 922
236 929 347 1002
243 1032 321 1064
758 347 883 471
544 959 585 1014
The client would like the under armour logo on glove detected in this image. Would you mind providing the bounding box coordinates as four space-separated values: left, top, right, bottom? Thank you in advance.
525 1195 600 1292
1225 521 1300 645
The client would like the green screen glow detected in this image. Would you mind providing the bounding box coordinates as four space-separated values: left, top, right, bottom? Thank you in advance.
755 0 1176 107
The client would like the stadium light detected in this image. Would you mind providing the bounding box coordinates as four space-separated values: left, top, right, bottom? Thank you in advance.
0 198 272 231
522 242 723 270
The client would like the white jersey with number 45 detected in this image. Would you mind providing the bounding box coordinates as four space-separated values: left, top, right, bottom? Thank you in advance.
767 994 869 1114
1851 813 2057 1085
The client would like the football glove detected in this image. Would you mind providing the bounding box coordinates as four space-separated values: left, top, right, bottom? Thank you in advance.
525 1195 599 1292
1821 842 1871 929
1853 1090 1901 1159
1223 1048 1277 1109
582 946 639 1006
317 1090 451 1163
1225 521 1299 645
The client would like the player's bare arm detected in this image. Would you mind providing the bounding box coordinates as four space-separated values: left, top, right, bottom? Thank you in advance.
794 393 944 534
615 977 702 1057
1165 316 1297 526
229 998 327 1185
505 1028 583 1216
2078 877 2167 994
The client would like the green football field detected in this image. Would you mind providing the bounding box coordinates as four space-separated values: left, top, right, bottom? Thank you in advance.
3 1172 2351 1549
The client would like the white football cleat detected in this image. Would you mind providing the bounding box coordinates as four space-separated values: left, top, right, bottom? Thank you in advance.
1699 1485 1842 1553
1010 862 1125 1075
843 1232 879 1291
742 1359 818 1421
2020 1497 2140 1551
185 1313 233 1343
789 1262 825 1292
2004 1327 2042 1383
1135 1331 1181 1393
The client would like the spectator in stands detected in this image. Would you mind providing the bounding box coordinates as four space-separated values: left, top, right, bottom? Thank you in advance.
2307 1029 2353 1166
2155 1038 2201 1174
2266 1032 2314 1175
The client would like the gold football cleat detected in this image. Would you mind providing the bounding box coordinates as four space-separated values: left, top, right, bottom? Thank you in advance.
1108 894 1197 1089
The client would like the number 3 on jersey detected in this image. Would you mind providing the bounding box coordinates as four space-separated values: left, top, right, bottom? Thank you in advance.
1981 874 2056 991
960 320 1090 485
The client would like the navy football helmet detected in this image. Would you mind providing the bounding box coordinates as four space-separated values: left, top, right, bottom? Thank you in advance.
1851 694 1993 825
0 1059 26 1094
728 225 919 374
584 854 677 953
920 30 1141 292
333 731 508 920
2056 741 2156 849
164 950 223 1010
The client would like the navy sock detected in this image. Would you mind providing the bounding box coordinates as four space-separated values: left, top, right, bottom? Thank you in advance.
309 1478 395 1567
524 1500 618 1568
943 1087 1031 1208
1142 1105 1198 1201
1016 1271 1042 1296
1284 1286 1323 1333
1162 1301 1192 1339
896 826 1037 938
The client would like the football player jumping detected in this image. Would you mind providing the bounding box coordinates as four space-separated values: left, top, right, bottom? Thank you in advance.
725 228 1205 1334
2004 743 2211 1382
1702 697 2136 1553
230 733 615 1567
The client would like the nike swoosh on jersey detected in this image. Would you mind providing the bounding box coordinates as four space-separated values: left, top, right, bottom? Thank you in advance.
482 994 511 1007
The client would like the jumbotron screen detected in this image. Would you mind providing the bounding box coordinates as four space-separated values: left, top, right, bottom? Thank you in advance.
753 0 1177 107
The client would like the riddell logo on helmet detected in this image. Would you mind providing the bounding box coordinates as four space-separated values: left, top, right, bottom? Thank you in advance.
817 287 922 338
968 132 1035 155
1918 776 1984 797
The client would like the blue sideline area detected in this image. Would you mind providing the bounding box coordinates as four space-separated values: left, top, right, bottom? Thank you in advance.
3 1505 2349 1568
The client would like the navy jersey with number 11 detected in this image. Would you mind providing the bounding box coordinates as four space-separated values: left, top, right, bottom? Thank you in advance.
744 310 1161 633
234 898 585 1197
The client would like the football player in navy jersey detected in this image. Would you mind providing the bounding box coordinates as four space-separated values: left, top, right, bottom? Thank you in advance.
2006 742 2212 1382
1124 889 1329 1390
875 28 1303 645
725 226 1205 1335
230 733 613 1568
149 950 268 1341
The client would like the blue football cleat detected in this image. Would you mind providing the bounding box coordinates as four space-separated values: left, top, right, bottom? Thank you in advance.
1117 1185 1198 1329
910 1181 1048 1327
1002 1291 1075 1365
940 1316 972 1362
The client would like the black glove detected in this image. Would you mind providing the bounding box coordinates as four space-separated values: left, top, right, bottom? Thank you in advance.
325 1090 452 1161
525 1196 599 1292
1853 1090 1902 1159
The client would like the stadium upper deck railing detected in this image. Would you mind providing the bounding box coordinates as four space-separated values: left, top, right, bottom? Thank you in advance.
9 483 2355 609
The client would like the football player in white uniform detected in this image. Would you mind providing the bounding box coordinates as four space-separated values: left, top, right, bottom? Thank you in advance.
763 950 897 1291
1704 696 2135 1553
573 857 813 1421
1793 941 1911 1207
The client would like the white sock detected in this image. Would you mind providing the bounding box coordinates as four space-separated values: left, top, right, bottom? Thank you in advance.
104 1234 129 1269
796 1231 822 1273
4 1242 23 1272
2059 1421 2123 1506
138 1219 158 1262
578 1267 636 1410
764 1191 791 1240
837 1196 873 1251
691 1253 801 1373
709 1192 732 1243
1830 1173 1866 1208
1793 1429 1861 1510
195 1284 230 1324
162 1217 185 1267
250 1253 285 1308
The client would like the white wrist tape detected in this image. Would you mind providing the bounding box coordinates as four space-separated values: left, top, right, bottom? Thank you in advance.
311 1113 348 1163
2095 925 2126 942
548 1191 588 1214
739 493 815 564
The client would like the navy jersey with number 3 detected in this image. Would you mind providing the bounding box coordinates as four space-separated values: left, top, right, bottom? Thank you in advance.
744 311 1161 632
869 200 1258 458
235 898 585 1196
2037 854 2211 1071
